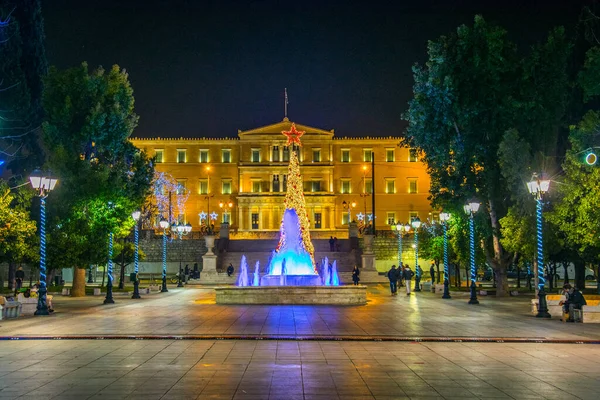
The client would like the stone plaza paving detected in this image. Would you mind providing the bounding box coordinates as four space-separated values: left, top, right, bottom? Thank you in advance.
0 286 599 399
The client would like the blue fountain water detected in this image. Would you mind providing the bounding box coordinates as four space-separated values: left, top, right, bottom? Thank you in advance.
236 209 340 287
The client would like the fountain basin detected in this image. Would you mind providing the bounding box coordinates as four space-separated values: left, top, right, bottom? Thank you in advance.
260 274 322 287
215 285 367 305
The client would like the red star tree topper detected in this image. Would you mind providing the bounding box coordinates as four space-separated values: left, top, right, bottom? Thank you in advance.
282 123 305 147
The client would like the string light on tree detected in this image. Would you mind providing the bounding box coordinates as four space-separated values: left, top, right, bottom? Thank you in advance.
152 172 189 224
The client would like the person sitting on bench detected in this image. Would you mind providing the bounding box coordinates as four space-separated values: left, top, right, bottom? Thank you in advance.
560 284 587 322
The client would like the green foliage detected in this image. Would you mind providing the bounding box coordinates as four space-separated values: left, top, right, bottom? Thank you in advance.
548 110 600 260
41 63 153 270
0 181 38 264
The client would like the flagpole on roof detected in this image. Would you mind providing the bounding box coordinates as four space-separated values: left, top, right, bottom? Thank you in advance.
284 88 288 118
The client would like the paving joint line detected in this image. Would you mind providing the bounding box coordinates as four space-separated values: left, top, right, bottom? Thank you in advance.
0 335 599 344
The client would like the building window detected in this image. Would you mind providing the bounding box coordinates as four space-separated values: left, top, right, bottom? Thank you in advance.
364 178 372 194
223 213 230 224
311 181 321 192
176 180 187 195
431 212 440 222
386 148 395 162
154 149 164 163
283 175 287 191
272 146 279 162
222 179 232 194
387 212 396 225
408 178 418 194
177 213 185 224
177 149 186 163
283 146 290 162
252 180 262 193
314 213 322 229
363 149 373 162
199 149 209 163
341 179 351 194
222 149 231 163
386 179 395 194
342 213 350 225
409 148 418 162
251 213 259 229
198 179 208 195
273 175 280 192
409 211 419 222
341 149 350 163
251 148 261 163
312 148 321 162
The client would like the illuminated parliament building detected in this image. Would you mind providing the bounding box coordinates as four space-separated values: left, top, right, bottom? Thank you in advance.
131 118 433 237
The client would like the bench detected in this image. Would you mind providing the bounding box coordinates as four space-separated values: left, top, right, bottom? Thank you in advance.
531 295 600 323
0 301 22 319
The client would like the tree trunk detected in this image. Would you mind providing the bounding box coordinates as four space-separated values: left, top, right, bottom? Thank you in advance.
574 260 585 290
486 199 511 297
436 260 441 284
8 262 16 290
563 262 569 284
71 267 87 297
516 266 521 288
596 263 600 295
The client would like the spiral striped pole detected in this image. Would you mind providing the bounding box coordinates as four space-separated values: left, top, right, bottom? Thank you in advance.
414 230 421 292
34 197 49 315
132 222 141 299
442 222 451 299
104 232 115 304
468 214 479 304
161 229 168 292
535 197 550 317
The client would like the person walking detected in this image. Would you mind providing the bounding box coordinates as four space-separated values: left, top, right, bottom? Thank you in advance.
329 236 335 251
352 265 360 286
15 267 25 291
404 265 414 295
387 265 399 295
184 264 190 283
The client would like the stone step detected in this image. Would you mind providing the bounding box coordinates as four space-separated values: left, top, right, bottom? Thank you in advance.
226 239 352 253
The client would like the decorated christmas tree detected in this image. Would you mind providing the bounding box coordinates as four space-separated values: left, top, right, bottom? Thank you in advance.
272 123 317 273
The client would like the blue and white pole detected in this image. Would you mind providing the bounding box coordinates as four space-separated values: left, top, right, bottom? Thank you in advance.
468 214 479 304
535 197 550 317
34 197 50 315
442 221 451 299
161 228 168 292
132 217 141 299
414 229 421 292
104 232 115 304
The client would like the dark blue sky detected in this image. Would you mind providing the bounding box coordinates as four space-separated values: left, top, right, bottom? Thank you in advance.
43 0 586 138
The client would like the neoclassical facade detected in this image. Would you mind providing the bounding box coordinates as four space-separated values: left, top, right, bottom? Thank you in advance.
130 118 433 237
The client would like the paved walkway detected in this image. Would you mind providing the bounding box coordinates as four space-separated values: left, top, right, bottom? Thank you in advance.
0 340 599 399
1 285 600 340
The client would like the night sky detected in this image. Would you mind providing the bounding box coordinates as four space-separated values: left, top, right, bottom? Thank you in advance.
43 0 586 138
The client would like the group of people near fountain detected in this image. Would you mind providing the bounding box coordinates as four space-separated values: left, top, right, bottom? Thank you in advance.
387 263 415 296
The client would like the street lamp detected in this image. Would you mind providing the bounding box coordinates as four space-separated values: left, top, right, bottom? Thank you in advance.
527 173 551 318
342 200 357 225
131 210 142 299
29 169 58 316
394 222 411 268
439 212 451 299
159 217 170 292
463 200 480 305
173 222 192 287
411 216 422 292
219 201 234 224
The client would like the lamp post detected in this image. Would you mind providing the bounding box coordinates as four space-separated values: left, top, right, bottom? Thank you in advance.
87 266 94 284
439 212 451 299
342 200 357 225
464 201 480 305
28 169 58 316
159 218 170 292
411 216 422 292
131 210 141 299
104 231 115 304
527 173 551 318
219 201 234 224
173 222 192 287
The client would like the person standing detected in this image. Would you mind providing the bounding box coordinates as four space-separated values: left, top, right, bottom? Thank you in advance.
227 263 234 277
15 267 25 291
352 265 360 286
184 264 190 283
430 262 436 285
404 265 414 296
329 236 335 251
334 237 339 252
387 265 399 295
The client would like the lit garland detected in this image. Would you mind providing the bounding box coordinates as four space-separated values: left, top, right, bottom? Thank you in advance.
275 148 317 272
152 171 189 224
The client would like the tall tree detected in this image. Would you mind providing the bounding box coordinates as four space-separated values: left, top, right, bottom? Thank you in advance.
42 63 153 296
0 0 47 174
403 16 573 296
